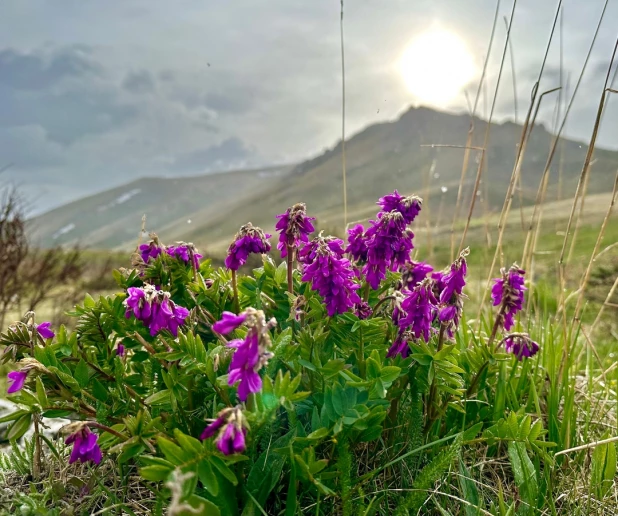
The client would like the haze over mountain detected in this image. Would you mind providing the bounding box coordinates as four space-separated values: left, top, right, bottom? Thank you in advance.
29 105 618 254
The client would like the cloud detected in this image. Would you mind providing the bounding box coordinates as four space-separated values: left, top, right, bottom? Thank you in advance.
123 70 155 94
171 137 256 173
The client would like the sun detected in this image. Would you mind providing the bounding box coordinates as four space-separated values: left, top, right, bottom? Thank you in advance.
399 28 476 106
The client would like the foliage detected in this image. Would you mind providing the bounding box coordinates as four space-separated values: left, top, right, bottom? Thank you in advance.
0 193 615 516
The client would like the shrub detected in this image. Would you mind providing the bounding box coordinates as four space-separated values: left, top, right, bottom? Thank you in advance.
0 192 570 515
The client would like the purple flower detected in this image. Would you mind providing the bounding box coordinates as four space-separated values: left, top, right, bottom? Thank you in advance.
200 407 247 455
354 301 373 320
275 203 315 258
492 265 526 331
299 236 361 316
213 311 247 334
377 190 422 224
387 335 410 358
7 370 28 394
224 308 276 401
124 285 189 337
166 243 202 268
439 252 468 305
503 334 539 360
397 279 438 342
400 261 434 288
36 322 55 340
116 344 125 357
225 223 272 270
65 426 102 465
228 333 263 402
200 413 228 441
346 224 368 263
139 240 163 263
437 249 469 338
363 211 414 289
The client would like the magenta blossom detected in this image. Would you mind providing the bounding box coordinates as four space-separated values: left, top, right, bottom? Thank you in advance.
225 223 271 270
397 279 438 342
437 248 469 338
116 343 125 357
299 236 361 316
139 240 163 263
377 190 422 224
400 260 434 289
213 311 247 334
387 335 410 359
346 224 368 263
65 426 102 465
124 285 190 337
363 211 415 289
492 265 526 331
37 322 55 339
503 333 539 360
7 370 28 394
275 203 315 258
200 407 248 456
166 244 202 268
224 308 275 401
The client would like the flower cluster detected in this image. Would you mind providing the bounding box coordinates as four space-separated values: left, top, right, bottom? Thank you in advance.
396 278 439 343
502 333 539 360
166 243 202 268
275 203 315 258
363 211 415 289
299 236 361 316
213 308 276 401
124 285 190 337
200 406 248 455
437 249 469 338
139 237 163 263
400 260 433 289
492 264 526 331
225 223 272 270
377 190 422 224
65 424 102 465
346 224 368 263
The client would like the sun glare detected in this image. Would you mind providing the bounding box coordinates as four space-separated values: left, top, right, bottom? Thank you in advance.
399 28 476 106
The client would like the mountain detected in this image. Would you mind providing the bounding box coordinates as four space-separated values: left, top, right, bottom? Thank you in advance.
29 106 618 254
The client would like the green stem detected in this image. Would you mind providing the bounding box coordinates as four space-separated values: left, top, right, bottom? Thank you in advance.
424 325 446 433
232 269 240 313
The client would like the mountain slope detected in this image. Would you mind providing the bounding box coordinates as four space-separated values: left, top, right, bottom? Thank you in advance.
30 106 618 253
28 166 289 248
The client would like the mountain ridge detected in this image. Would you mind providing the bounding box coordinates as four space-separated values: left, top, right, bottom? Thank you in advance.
30 105 618 253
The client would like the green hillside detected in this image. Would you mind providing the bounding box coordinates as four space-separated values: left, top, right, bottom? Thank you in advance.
30 106 618 254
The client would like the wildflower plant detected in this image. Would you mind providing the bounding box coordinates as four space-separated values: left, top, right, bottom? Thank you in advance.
0 191 559 515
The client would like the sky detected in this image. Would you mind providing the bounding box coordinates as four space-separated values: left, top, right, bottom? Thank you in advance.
0 0 616 213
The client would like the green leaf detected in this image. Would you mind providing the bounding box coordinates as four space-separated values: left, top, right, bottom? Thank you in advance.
307 428 329 440
145 389 172 407
174 429 204 455
35 377 49 407
0 409 29 424
366 357 381 379
140 465 173 482
74 359 90 388
458 460 482 516
198 460 219 496
591 435 617 498
211 455 238 486
508 441 538 514
185 495 221 516
380 366 401 383
274 261 287 286
92 378 109 402
157 437 193 465
8 413 32 441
